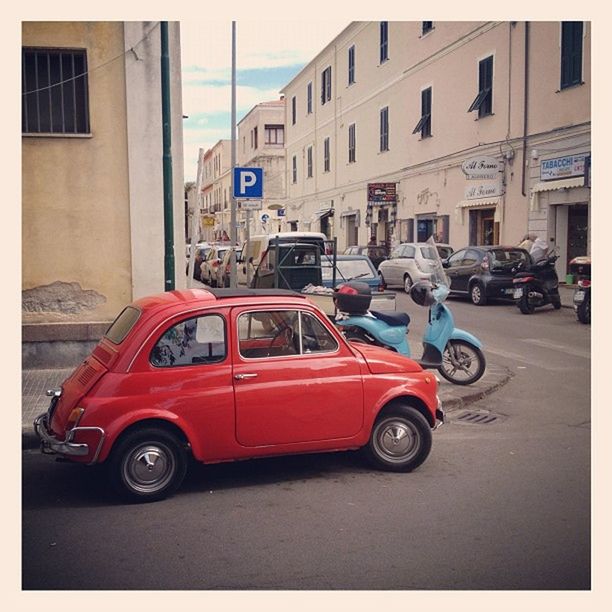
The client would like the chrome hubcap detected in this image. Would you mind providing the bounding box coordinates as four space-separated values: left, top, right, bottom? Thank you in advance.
374 418 420 463
123 444 175 493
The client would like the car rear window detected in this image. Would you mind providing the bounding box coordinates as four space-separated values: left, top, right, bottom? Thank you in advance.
489 249 529 269
322 259 375 281
105 306 141 345
419 246 439 260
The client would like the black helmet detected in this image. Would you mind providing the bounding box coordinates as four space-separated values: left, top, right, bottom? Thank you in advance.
410 281 436 307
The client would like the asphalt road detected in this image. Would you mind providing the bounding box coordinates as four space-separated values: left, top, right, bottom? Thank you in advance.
22 294 591 590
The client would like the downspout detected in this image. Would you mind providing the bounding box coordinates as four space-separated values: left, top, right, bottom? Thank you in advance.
521 21 530 197
161 21 175 291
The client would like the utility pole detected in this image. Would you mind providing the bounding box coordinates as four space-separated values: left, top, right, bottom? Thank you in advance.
229 21 238 287
161 21 175 291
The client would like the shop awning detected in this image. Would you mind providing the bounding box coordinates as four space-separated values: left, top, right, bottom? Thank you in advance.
531 176 585 193
311 208 334 222
455 197 501 209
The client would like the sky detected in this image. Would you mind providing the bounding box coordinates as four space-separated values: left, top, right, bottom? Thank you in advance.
180 20 349 182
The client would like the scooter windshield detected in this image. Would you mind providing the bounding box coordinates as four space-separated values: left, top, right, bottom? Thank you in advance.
424 236 451 302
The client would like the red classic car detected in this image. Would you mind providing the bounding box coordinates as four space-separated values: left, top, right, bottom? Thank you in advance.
35 288 444 502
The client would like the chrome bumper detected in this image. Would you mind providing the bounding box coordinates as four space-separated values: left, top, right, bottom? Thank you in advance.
34 413 90 456
433 395 445 430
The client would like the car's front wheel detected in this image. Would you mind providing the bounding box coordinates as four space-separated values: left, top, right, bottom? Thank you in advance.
403 274 413 294
366 405 432 472
108 427 188 503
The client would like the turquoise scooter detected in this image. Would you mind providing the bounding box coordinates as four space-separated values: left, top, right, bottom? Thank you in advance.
334 238 486 385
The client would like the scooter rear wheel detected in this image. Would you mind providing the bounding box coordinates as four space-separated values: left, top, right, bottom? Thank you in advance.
439 340 486 386
518 293 535 314
577 295 591 324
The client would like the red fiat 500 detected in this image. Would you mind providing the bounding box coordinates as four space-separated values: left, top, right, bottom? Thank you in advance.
34 288 444 502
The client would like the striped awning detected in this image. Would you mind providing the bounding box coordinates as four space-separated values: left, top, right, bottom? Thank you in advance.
531 176 585 193
455 197 501 209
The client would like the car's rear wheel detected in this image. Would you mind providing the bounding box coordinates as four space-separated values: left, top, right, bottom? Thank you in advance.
366 405 432 472
470 282 487 306
108 427 188 503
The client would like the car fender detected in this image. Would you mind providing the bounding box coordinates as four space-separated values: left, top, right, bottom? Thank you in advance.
94 408 203 463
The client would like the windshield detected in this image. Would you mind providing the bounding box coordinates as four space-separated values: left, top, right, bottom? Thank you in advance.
489 249 529 270
425 236 450 296
322 259 375 281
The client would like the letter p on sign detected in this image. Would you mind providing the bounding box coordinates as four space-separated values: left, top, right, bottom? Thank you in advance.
233 167 263 199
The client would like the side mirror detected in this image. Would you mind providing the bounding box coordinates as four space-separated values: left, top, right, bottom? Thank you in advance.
442 260 450 268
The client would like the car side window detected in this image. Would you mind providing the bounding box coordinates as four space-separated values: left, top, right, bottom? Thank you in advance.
463 249 482 266
238 310 338 359
390 246 402 259
446 250 465 267
150 314 226 367
402 245 416 258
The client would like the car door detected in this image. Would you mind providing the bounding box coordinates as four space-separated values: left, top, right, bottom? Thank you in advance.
461 249 484 290
231 307 364 447
445 249 467 292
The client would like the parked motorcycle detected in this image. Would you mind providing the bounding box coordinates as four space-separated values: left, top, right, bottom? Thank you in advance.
512 252 561 314
334 238 486 385
569 256 591 324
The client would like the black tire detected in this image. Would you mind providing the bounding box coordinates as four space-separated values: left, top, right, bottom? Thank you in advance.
552 295 562 310
403 274 413 294
439 340 486 385
366 405 432 472
470 282 487 306
577 295 591 324
108 427 188 503
518 293 535 314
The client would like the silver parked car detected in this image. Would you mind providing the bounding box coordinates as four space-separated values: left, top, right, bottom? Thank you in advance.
378 242 454 292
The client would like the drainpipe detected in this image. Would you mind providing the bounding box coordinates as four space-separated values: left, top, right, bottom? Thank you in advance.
161 21 175 291
521 21 530 197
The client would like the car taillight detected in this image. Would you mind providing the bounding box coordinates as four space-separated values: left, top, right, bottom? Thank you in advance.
66 407 85 429
578 279 591 288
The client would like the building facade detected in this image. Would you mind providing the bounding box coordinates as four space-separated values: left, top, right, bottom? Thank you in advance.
280 21 590 270
202 139 232 241
22 21 185 366
236 99 287 235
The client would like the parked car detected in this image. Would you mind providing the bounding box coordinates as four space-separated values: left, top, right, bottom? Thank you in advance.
200 244 233 287
322 255 382 290
378 242 454 293
217 247 243 288
185 242 210 281
343 245 389 269
34 288 444 502
443 246 531 305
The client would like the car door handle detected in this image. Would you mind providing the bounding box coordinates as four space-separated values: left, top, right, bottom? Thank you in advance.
234 373 258 380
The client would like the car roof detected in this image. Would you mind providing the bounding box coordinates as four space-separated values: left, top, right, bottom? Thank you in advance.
457 245 527 251
399 242 452 248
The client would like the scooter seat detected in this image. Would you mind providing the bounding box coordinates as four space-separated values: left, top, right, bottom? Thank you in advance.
370 310 410 327
514 271 534 279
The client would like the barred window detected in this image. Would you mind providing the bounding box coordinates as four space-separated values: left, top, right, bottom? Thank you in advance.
22 48 90 135
380 107 389 152
323 137 330 172
307 146 313 178
348 45 355 85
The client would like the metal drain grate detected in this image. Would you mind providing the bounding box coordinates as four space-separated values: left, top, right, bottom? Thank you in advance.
453 410 500 425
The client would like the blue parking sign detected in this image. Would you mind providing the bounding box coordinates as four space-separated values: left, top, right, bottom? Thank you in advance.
233 167 263 199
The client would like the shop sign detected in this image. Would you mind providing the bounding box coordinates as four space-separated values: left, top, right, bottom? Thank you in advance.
462 156 503 180
464 182 503 200
540 154 586 181
368 183 397 205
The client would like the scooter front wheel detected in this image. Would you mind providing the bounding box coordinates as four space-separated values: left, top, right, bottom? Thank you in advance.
439 340 486 386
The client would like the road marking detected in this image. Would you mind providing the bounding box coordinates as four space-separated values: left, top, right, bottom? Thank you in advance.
522 338 590 360
484 347 575 371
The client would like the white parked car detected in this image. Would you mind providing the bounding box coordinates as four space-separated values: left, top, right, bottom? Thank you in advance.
200 244 232 287
378 242 454 293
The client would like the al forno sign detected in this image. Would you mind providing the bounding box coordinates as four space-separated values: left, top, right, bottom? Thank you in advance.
540 154 586 181
461 156 503 180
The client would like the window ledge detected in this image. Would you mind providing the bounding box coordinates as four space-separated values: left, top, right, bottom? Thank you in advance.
22 132 93 139
557 81 585 92
474 112 495 120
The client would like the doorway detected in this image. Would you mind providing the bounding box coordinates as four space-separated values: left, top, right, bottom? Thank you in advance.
469 208 499 245
567 204 588 264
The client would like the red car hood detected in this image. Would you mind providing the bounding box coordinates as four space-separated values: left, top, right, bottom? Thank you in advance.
349 342 423 374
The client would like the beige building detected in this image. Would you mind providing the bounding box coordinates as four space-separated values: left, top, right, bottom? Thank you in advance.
237 99 287 235
280 21 590 275
202 139 232 241
22 21 185 366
